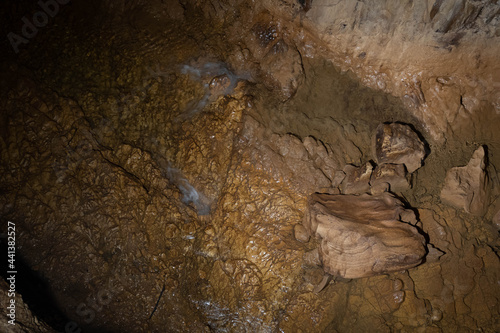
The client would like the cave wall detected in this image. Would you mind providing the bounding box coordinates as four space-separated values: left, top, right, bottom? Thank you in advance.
303 0 500 147
1 0 499 332
93 0 500 147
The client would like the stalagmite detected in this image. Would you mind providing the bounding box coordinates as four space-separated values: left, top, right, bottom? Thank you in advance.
440 146 490 216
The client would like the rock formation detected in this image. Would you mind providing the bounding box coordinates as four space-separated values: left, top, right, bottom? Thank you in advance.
303 193 427 279
440 146 490 216
1 0 499 332
340 122 422 195
340 163 373 194
373 122 427 173
370 163 411 193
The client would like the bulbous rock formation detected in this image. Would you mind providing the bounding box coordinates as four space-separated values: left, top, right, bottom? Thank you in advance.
303 193 427 279
373 122 427 173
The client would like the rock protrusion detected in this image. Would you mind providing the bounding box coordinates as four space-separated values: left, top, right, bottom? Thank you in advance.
294 224 310 243
303 192 427 279
341 162 373 194
440 146 490 216
370 163 411 193
373 123 427 173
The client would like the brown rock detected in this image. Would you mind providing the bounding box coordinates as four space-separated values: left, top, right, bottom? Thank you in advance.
341 162 373 194
303 248 321 267
303 193 426 279
370 163 411 192
241 118 340 194
440 146 490 216
373 123 426 173
304 192 414 231
370 181 390 195
4 2 500 331
426 244 445 263
248 14 305 100
365 277 406 313
302 136 342 186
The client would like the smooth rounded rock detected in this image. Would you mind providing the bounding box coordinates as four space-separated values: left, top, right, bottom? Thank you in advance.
294 224 310 243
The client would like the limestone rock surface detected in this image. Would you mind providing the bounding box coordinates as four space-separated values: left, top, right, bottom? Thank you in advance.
303 193 426 279
341 163 373 194
370 163 411 193
240 116 349 194
373 122 426 173
440 146 490 216
0 280 56 333
1 1 500 332
304 0 500 145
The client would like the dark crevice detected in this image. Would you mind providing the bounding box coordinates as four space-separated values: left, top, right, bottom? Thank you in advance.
0 236 67 331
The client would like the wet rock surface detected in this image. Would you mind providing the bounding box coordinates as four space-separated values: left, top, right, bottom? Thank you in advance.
0 0 499 332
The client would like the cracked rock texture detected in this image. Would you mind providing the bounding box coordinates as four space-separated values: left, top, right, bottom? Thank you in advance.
0 0 499 332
